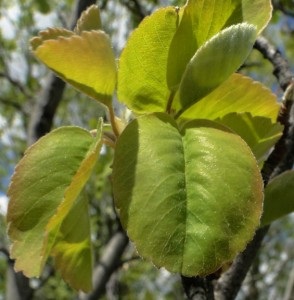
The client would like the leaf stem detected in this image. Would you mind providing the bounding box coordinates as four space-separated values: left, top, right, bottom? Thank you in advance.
107 102 120 138
166 90 176 115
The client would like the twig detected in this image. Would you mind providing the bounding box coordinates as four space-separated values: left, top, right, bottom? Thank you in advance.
254 36 293 90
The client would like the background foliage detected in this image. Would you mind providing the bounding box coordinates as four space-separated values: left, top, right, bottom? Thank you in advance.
0 0 294 299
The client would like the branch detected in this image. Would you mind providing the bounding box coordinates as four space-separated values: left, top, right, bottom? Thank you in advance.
119 0 147 21
0 71 31 98
254 36 293 90
27 0 97 145
79 229 129 300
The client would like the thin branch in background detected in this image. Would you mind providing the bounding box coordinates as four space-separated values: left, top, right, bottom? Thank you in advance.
119 0 147 20
0 97 24 112
273 3 294 18
0 71 31 99
254 36 293 90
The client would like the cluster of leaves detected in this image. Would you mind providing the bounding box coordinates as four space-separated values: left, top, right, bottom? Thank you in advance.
5 0 294 293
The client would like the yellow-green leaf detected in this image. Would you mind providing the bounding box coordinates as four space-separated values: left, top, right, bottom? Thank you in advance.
117 7 179 113
174 23 257 113
74 4 102 34
180 73 280 123
31 29 116 105
167 0 272 90
216 113 283 161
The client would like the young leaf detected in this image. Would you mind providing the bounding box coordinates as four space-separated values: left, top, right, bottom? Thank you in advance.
180 73 280 123
261 171 294 226
117 7 179 114
74 4 102 34
7 120 103 289
216 113 283 162
175 23 257 114
183 0 271 46
31 29 116 106
167 0 272 89
112 113 263 276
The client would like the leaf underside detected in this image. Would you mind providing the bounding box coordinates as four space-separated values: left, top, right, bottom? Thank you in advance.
7 121 103 291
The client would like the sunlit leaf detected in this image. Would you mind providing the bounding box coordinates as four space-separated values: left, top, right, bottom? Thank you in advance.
183 0 271 46
7 120 103 288
180 73 280 122
216 113 283 161
167 0 272 90
117 7 179 114
75 4 102 34
31 29 116 106
174 23 256 114
113 113 263 276
261 171 294 226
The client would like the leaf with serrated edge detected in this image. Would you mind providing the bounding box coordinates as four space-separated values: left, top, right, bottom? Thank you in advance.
261 171 294 226
174 23 256 114
51 194 92 292
31 30 116 105
75 5 102 34
117 7 179 114
30 28 74 50
216 113 283 162
7 120 103 280
112 113 263 276
180 73 280 123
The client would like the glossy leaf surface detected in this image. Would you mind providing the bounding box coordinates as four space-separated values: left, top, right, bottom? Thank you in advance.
112 113 263 276
31 29 116 105
175 23 256 113
180 73 280 122
261 171 294 226
7 121 103 291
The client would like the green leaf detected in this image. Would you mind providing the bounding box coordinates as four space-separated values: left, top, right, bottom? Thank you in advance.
184 0 271 45
31 29 116 106
117 7 179 114
174 23 257 114
216 113 283 161
74 5 102 34
112 113 263 276
167 0 272 90
51 194 92 292
261 171 294 226
7 120 103 290
180 73 280 123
